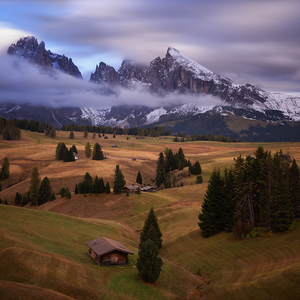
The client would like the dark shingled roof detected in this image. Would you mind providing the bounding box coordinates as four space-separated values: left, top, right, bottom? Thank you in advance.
86 236 134 256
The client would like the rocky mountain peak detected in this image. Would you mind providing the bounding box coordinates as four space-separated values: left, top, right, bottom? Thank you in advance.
8 36 82 78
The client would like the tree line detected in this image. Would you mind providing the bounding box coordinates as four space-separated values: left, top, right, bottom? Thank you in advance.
173 132 240 143
198 146 300 237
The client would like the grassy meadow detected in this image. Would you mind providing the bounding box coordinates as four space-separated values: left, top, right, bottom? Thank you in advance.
0 130 300 299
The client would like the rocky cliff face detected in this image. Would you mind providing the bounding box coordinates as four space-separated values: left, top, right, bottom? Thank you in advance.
90 47 268 107
8 36 82 78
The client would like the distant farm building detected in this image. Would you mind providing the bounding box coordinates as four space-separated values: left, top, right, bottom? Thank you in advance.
124 185 140 193
111 144 118 148
86 236 133 266
132 158 136 161
136 136 145 139
141 186 157 192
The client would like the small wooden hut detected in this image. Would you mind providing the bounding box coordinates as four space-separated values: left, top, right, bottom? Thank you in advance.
86 236 133 266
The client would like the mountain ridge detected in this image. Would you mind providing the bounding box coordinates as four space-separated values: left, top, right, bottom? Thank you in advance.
2 36 300 139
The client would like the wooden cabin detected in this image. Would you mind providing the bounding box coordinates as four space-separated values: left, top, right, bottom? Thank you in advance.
141 186 157 192
86 236 133 266
124 185 140 193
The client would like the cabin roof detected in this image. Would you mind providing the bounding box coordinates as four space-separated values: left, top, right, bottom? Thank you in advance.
86 236 134 256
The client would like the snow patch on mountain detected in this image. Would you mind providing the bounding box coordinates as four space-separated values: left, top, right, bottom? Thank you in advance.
80 107 110 125
146 107 167 124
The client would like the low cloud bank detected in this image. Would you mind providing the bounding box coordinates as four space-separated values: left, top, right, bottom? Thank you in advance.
0 55 224 109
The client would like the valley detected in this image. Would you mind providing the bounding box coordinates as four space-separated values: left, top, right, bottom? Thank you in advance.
0 130 300 299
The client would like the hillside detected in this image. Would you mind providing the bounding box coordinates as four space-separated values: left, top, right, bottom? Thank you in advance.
1 131 300 299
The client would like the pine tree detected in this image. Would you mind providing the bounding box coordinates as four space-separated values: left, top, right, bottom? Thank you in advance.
92 143 103 160
71 145 77 154
83 130 88 138
1 157 10 180
64 188 71 199
30 167 40 205
69 130 74 139
63 148 75 162
85 142 92 158
60 187 66 197
113 165 126 194
198 168 226 237
2 127 11 140
50 127 56 137
139 207 162 249
74 184 78 194
15 192 22 204
136 240 163 283
155 152 165 187
136 171 142 185
289 159 300 219
105 181 111 193
38 177 52 206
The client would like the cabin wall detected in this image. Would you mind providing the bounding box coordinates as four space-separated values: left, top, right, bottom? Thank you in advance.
100 251 128 266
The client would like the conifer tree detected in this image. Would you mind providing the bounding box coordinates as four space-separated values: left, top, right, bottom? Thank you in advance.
69 130 74 139
289 159 300 219
198 168 226 237
38 177 52 206
50 127 56 137
136 240 163 283
83 130 88 138
15 192 22 204
30 167 40 205
155 152 165 187
74 184 78 194
139 207 162 249
71 145 77 154
85 142 92 158
64 188 71 199
136 171 142 185
105 181 111 193
1 157 10 180
92 143 103 160
113 165 126 194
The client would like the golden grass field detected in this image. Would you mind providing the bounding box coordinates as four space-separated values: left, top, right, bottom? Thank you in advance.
0 130 300 299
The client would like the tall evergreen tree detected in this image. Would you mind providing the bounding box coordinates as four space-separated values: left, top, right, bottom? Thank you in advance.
71 145 78 154
92 143 103 160
38 177 52 206
139 207 163 249
1 157 10 180
105 181 111 193
136 171 142 184
136 240 163 283
85 142 92 158
289 159 300 219
155 152 165 187
113 165 126 194
198 168 226 237
50 127 56 137
69 130 74 139
30 167 41 205
74 184 78 194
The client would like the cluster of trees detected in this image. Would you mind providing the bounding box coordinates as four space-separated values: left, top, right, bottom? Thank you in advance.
0 117 57 136
155 147 202 188
61 123 172 137
173 132 240 143
29 167 56 206
55 142 77 162
75 172 111 195
137 208 163 283
198 146 300 237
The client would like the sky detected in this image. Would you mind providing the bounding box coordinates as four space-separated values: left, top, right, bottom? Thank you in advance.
0 0 299 108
